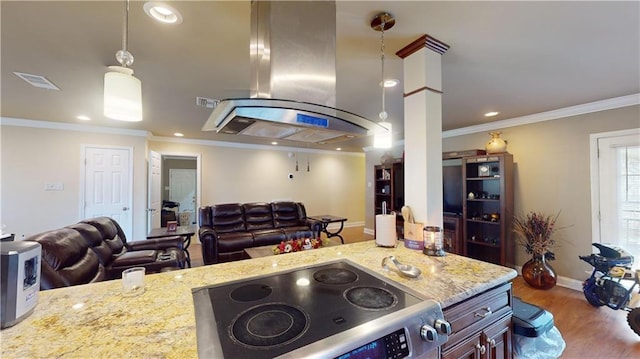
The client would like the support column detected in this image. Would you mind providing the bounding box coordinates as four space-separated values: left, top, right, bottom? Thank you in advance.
396 35 449 228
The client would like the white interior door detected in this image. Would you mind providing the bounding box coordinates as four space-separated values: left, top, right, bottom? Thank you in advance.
83 146 133 239
148 150 162 231
169 168 196 225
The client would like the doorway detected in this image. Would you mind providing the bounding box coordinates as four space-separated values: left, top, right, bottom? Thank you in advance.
147 151 201 233
591 128 640 260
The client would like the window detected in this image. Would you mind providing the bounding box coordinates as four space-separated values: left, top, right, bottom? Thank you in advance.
591 129 640 260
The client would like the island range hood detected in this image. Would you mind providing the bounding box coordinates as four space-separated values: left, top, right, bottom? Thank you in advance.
202 1 379 145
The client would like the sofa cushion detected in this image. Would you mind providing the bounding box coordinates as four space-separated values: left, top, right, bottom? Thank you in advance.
66 223 114 266
211 203 246 233
272 201 306 228
82 217 127 256
217 232 254 252
252 229 286 246
244 203 275 231
282 226 314 240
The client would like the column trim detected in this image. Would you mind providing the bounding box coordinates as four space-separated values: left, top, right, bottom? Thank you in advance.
404 86 443 97
396 34 450 58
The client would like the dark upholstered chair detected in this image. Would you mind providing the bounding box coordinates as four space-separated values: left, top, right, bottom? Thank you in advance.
26 217 187 290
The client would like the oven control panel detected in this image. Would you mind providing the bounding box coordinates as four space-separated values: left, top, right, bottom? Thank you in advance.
334 328 410 359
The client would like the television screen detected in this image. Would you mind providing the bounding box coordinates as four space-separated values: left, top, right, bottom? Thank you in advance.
443 160 463 215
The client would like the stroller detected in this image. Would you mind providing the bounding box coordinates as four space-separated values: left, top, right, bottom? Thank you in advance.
579 243 640 335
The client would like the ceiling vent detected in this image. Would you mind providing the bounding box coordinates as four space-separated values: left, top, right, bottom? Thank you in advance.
196 97 219 108
13 72 59 90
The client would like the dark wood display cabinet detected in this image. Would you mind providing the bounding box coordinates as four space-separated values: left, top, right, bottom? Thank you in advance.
462 153 514 266
443 214 463 255
374 159 404 236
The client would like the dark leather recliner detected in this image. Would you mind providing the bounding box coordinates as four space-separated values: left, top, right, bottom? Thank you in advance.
26 217 187 290
198 201 316 264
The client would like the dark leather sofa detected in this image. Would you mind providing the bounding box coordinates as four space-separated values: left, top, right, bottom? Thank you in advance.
25 217 187 290
198 201 317 264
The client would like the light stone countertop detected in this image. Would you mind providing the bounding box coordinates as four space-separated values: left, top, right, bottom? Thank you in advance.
0 240 517 359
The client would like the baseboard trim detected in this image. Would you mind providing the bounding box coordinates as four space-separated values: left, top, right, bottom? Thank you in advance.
326 221 364 230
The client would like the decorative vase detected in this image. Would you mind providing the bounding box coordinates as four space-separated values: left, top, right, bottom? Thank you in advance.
522 254 557 290
485 131 507 154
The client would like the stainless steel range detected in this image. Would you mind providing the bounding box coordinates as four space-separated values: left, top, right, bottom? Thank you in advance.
192 259 450 358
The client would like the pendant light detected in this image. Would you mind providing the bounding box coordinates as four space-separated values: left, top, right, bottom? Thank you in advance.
104 0 142 122
371 12 395 149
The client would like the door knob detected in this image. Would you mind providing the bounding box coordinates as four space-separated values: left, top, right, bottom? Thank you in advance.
122 207 130 211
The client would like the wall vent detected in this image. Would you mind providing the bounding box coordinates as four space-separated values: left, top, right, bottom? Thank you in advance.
13 72 59 90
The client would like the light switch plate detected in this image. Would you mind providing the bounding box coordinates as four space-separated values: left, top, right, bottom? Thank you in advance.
44 182 64 191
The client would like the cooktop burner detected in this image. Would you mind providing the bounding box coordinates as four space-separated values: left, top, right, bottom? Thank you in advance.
313 267 358 285
345 286 397 310
231 303 309 348
193 260 430 359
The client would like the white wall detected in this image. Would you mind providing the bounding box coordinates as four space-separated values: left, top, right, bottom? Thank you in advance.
0 123 148 239
148 140 365 223
444 105 640 281
0 122 366 242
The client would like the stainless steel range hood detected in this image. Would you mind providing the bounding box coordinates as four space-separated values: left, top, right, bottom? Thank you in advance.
202 1 377 144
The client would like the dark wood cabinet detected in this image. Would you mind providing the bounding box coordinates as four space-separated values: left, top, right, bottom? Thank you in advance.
462 153 514 266
443 214 463 255
374 159 404 236
441 283 513 359
441 315 512 359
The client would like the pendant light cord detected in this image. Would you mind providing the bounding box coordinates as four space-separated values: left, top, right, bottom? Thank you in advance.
116 0 134 68
380 24 386 118
122 0 129 61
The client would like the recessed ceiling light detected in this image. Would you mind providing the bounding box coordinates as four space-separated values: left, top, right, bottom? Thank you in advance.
271 141 278 145
144 2 183 24
336 147 342 151
174 132 184 137
76 115 91 121
380 79 399 88
484 111 500 117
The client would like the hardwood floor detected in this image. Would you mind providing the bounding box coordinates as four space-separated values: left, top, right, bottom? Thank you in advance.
187 227 640 358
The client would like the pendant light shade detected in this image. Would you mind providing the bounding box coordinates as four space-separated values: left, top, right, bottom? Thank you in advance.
104 66 142 122
374 121 392 148
104 0 142 122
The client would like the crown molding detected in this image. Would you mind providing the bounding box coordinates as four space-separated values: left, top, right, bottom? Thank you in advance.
0 117 149 137
443 93 640 138
148 135 365 157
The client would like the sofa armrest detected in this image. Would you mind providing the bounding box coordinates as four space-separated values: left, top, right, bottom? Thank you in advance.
198 227 219 265
127 236 184 251
111 250 157 267
305 218 322 237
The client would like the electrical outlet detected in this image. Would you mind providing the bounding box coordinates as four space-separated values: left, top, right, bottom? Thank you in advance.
44 182 64 191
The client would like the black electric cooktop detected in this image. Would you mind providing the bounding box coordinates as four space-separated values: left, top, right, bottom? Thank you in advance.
193 260 424 359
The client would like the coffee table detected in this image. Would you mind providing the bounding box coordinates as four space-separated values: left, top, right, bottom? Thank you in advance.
147 225 196 267
307 215 348 244
244 239 340 259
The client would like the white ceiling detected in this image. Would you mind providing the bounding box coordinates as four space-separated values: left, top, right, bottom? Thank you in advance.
2 1 638 152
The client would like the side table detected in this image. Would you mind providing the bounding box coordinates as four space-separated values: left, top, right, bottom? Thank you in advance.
147 225 195 267
307 215 348 244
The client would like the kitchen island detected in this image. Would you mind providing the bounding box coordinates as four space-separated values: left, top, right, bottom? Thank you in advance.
0 240 517 358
